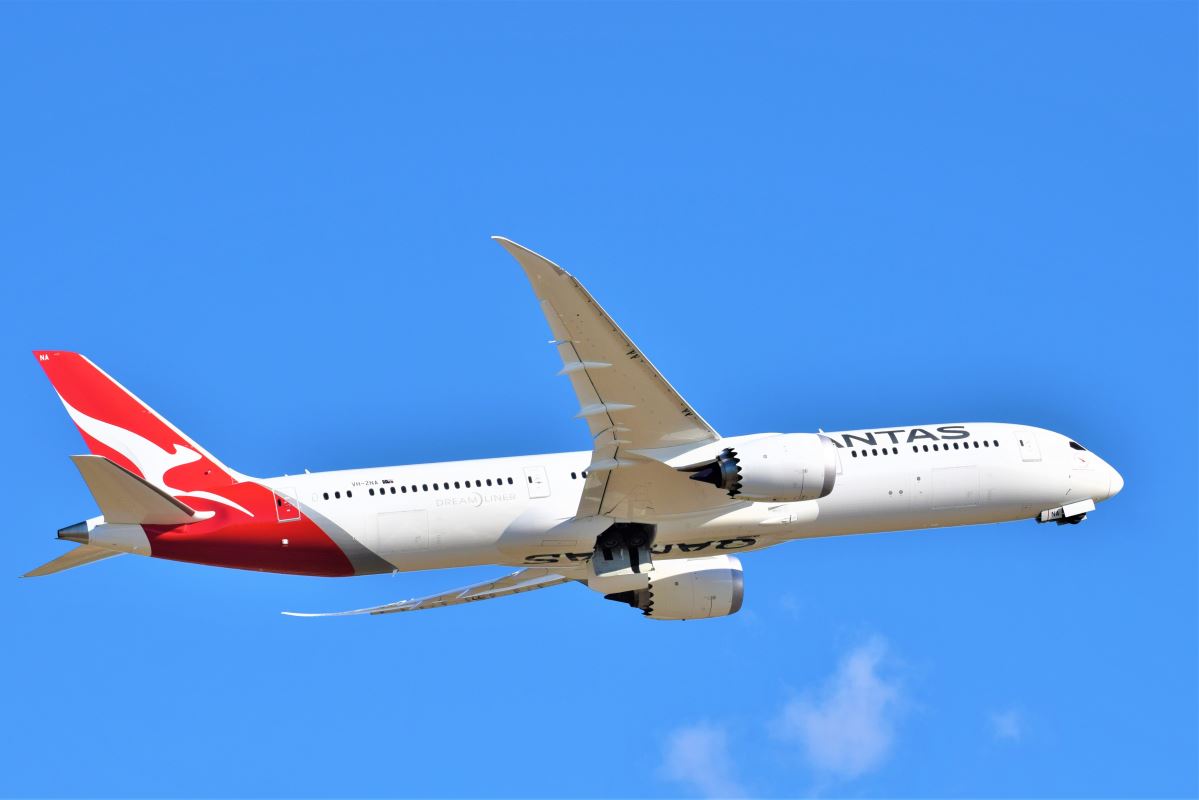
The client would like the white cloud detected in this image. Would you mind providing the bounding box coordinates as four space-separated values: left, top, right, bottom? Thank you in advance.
774 636 904 780
660 722 747 798
990 708 1023 742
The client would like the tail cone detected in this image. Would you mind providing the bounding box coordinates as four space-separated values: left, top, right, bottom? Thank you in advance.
57 520 89 544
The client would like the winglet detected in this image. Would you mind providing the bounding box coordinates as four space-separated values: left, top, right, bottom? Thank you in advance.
491 236 570 277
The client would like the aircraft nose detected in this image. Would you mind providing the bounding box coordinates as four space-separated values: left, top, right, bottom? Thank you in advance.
1107 467 1124 499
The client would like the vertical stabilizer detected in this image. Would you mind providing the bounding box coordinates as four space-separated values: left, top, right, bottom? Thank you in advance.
33 351 243 492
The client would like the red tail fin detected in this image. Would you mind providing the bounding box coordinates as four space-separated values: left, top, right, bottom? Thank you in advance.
34 351 240 492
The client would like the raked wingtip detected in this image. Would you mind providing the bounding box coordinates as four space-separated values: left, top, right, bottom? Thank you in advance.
491 236 569 276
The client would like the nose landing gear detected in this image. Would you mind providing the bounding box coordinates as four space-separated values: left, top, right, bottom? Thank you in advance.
1036 498 1096 525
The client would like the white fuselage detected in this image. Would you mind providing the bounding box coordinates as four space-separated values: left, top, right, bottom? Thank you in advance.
259 422 1121 575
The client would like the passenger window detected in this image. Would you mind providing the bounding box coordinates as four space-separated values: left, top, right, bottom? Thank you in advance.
369 488 375 496
892 447 898 454
508 477 514 484
571 471 577 479
323 492 329 500
922 445 929 452
454 481 461 489
422 484 428 492
993 440 999 447
851 451 858 458
347 490 352 498
933 444 939 451
871 448 878 456
953 442 960 450
486 479 493 487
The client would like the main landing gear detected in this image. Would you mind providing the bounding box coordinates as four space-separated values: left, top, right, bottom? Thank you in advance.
588 522 656 595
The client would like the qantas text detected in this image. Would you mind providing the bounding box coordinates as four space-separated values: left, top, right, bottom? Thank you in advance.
523 537 758 565
831 425 970 448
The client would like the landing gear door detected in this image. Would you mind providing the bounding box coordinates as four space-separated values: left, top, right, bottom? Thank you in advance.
524 466 551 499
1016 428 1042 462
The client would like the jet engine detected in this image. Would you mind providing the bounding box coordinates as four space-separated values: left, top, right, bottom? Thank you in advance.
604 555 744 620
684 433 838 502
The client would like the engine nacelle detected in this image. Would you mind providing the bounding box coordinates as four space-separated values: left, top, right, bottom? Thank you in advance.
604 555 744 620
685 433 838 502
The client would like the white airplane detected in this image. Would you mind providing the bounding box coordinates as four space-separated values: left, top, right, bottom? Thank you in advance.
27 238 1124 620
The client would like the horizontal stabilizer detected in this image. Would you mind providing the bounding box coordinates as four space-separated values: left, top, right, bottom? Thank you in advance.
71 454 211 526
23 544 122 578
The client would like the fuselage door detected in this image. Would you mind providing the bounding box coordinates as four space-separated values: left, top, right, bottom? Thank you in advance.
274 488 301 522
524 466 551 499
1016 428 1042 462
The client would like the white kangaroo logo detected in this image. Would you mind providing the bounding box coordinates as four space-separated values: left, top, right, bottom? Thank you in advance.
62 400 253 518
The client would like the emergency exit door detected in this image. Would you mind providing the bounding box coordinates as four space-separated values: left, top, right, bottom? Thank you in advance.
524 466 551 499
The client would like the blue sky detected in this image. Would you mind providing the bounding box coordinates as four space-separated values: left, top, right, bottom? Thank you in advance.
2 2 1195 797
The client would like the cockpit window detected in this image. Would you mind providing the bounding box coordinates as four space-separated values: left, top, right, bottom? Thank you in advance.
1069 441 1087 451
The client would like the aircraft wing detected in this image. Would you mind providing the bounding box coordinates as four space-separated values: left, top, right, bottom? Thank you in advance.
495 237 721 518
282 567 573 617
